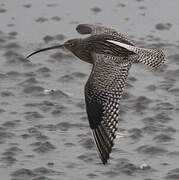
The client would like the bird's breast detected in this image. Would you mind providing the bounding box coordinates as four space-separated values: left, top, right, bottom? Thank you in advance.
72 47 93 64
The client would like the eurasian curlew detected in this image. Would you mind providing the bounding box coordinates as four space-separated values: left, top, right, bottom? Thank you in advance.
27 24 165 164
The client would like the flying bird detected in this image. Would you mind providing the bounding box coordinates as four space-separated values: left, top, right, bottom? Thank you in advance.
27 24 165 164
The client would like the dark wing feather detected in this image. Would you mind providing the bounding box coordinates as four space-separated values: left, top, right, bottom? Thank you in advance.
76 24 135 46
85 53 132 164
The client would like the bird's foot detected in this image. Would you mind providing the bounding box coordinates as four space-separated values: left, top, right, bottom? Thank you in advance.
116 132 130 139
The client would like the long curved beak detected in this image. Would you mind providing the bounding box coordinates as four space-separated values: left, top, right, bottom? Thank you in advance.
26 44 64 59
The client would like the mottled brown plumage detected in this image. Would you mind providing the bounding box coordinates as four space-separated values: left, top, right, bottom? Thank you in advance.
27 24 166 164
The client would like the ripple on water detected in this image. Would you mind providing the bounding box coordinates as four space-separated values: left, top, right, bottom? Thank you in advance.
134 96 151 113
154 112 172 123
5 42 21 49
113 158 139 175
121 91 132 100
46 3 58 7
77 152 96 163
78 137 94 149
37 67 51 73
0 128 15 142
0 108 5 113
11 167 62 180
87 173 98 178
59 72 86 82
165 168 179 179
50 51 73 61
56 122 75 131
155 23 172 31
0 73 6 79
1 91 14 97
159 79 175 91
51 105 66 116
103 158 148 177
166 69 179 80
38 100 55 112
0 8 7 13
43 35 54 43
23 86 44 94
146 84 157 91
11 168 36 178
59 74 75 82
128 128 143 139
43 34 65 43
20 77 39 86
4 146 23 155
90 7 101 14
1 155 16 166
168 151 179 157
162 127 176 134
117 3 126 7
169 88 179 97
137 145 168 155
54 34 66 41
2 120 20 129
4 50 26 64
151 102 175 111
33 166 60 176
6 71 20 77
1 146 22 166
168 54 179 65
153 134 174 143
32 141 55 153
23 4 32 8
24 111 44 120
35 17 48 23
51 16 61 21
21 128 48 140
142 112 172 125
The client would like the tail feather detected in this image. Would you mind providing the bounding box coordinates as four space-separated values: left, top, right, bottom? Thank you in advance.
133 48 166 68
107 40 166 68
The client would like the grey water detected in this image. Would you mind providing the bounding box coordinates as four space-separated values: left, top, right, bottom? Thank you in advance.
0 0 178 179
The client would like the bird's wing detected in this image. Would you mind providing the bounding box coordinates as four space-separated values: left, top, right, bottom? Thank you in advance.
76 24 135 46
85 53 132 164
107 40 166 68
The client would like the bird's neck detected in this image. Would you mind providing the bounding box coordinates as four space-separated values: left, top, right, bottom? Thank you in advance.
72 39 93 64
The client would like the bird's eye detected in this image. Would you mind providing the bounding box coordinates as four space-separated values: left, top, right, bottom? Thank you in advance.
69 42 74 47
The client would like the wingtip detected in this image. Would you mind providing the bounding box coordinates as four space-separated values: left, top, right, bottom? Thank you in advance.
91 128 113 165
102 159 108 165
76 24 92 34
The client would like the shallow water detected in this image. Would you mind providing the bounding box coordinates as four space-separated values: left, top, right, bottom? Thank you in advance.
0 0 179 180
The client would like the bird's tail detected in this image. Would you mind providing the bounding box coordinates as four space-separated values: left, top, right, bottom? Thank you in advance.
107 40 166 68
132 48 166 68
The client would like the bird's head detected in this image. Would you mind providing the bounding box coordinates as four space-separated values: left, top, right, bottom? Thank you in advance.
26 38 81 59
64 39 80 51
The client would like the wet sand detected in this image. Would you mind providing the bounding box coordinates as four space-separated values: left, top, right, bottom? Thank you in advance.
0 0 179 180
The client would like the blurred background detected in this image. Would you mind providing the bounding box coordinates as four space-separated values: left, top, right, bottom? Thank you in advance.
0 0 178 180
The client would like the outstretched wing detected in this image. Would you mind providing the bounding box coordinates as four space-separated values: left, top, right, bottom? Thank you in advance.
85 53 132 164
76 24 135 46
